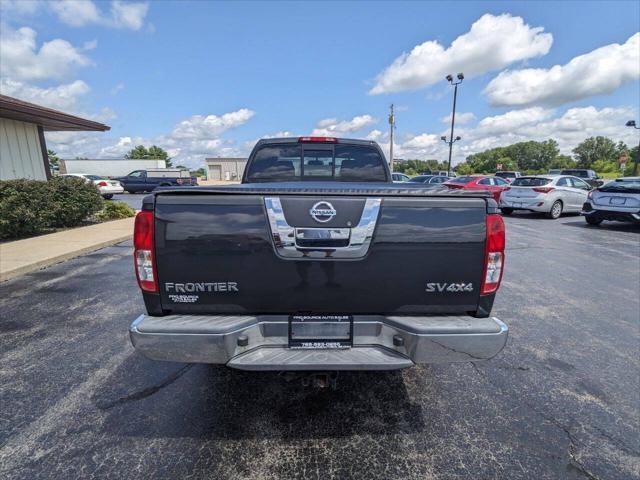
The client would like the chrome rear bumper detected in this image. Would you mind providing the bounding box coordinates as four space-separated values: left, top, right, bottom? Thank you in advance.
129 314 508 371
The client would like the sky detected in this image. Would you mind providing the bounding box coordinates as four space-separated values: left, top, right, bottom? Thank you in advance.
1 0 639 168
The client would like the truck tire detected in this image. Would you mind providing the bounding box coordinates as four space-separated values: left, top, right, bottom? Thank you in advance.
546 200 563 219
585 215 602 226
501 208 513 215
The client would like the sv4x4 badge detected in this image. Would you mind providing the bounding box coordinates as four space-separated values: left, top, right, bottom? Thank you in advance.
426 282 474 293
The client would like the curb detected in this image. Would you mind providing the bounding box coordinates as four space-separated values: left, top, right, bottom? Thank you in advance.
0 233 132 282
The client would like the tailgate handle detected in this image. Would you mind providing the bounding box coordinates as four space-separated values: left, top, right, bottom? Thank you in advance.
264 197 381 259
294 228 350 247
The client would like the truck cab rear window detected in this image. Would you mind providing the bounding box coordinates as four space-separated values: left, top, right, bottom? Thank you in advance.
246 144 387 182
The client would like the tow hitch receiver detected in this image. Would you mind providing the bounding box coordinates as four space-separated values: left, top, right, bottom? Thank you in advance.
280 371 339 390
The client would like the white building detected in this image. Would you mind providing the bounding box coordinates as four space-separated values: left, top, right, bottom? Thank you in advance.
205 157 248 181
0 95 110 181
61 159 166 177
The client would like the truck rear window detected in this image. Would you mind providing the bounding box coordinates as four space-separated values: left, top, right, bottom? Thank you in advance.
246 144 387 182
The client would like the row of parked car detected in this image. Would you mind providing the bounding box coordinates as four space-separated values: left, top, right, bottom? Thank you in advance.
61 168 197 198
393 170 640 226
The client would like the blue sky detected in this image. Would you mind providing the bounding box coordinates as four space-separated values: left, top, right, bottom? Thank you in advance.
1 0 638 167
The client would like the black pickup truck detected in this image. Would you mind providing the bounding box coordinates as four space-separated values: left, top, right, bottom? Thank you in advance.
129 137 508 372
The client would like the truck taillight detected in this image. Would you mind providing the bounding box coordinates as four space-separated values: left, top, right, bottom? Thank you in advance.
133 210 158 293
481 214 505 295
298 136 337 143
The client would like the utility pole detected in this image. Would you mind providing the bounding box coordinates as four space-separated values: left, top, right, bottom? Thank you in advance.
388 104 395 172
442 73 464 176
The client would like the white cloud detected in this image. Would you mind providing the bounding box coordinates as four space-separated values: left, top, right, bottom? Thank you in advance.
440 112 476 125
171 109 255 139
484 33 640 107
46 108 257 168
0 25 92 81
110 0 148 30
370 14 552 94
390 105 638 163
0 78 90 110
0 0 41 15
475 107 554 135
49 0 101 27
110 82 124 95
48 0 149 30
366 129 385 141
312 114 377 136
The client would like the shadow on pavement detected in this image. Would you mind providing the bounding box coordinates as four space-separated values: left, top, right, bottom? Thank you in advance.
561 220 640 233
91 352 427 440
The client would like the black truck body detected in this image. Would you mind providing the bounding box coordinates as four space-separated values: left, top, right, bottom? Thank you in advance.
130 138 508 371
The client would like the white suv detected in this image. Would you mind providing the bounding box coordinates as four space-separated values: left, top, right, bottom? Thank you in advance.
582 177 640 226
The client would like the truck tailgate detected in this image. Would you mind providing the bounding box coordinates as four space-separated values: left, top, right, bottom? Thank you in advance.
153 189 488 315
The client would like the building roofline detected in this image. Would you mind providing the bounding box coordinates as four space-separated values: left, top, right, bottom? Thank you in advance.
0 94 110 132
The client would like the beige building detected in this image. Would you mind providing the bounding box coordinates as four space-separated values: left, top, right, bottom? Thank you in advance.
205 157 247 181
0 95 110 181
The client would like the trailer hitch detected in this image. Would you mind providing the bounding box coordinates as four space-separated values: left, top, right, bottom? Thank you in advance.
279 371 339 390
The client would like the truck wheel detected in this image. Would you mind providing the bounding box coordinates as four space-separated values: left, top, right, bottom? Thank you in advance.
501 208 513 215
547 200 563 219
585 215 602 226
103 194 113 200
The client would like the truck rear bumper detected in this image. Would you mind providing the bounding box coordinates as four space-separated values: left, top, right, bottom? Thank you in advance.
130 314 508 370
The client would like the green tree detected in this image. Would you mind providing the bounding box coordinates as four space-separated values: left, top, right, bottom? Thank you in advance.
458 139 560 174
395 159 449 175
190 167 207 177
454 163 474 175
47 149 60 170
125 145 172 167
572 136 619 168
549 154 576 170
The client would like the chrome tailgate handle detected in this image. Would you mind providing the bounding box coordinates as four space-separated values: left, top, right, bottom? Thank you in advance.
264 197 381 259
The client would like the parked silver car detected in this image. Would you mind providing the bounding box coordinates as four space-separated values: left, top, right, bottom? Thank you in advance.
582 176 640 225
61 173 124 199
500 175 592 219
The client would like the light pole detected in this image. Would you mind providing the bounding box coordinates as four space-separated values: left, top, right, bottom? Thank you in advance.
389 104 395 172
626 120 639 176
443 73 464 176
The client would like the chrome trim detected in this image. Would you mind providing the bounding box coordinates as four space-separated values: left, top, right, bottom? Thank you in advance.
264 197 381 259
130 314 509 369
295 227 350 241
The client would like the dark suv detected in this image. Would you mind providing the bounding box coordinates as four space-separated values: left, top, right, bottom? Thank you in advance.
560 169 603 188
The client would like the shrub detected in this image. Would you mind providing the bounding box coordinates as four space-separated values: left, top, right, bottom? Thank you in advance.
0 177 104 239
47 176 104 228
94 201 136 221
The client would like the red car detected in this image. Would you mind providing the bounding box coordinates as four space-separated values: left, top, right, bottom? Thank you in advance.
443 175 510 203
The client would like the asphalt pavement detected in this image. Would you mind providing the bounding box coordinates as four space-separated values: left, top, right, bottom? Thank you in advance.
1 212 638 480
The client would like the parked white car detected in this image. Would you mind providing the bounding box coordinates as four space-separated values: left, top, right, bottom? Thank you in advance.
500 175 592 219
61 174 124 199
582 177 640 225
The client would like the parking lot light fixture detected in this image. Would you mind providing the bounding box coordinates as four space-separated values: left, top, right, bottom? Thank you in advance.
626 119 639 175
444 73 464 176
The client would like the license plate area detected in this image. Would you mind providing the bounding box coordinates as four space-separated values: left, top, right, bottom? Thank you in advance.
289 315 353 349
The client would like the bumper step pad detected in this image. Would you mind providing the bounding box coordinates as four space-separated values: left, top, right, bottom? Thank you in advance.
227 346 413 371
